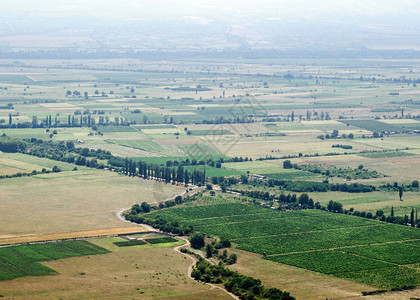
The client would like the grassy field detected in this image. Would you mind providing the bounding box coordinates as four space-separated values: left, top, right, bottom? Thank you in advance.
0 168 184 239
145 203 420 289
309 191 420 217
0 238 230 300
0 240 109 281
0 152 87 175
0 227 149 246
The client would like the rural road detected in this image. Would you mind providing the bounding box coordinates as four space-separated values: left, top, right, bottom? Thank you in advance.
115 184 201 224
173 237 239 300
116 185 238 300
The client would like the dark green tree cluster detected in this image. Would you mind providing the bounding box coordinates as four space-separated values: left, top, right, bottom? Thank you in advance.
21 138 104 169
261 179 376 193
286 162 381 180
327 200 343 213
211 176 239 187
332 144 353 149
190 233 205 249
125 193 200 224
318 203 419 228
204 237 234 262
375 207 419 227
123 158 205 185
7 137 206 186
191 259 294 300
229 188 315 210
201 115 255 125
0 137 27 153
381 181 419 192
205 244 237 265
0 167 59 180
130 202 151 214
127 214 194 235
164 156 249 169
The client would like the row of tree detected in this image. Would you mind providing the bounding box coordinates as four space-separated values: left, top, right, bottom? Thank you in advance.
123 159 205 185
260 178 376 193
7 137 207 186
191 259 294 300
321 201 420 228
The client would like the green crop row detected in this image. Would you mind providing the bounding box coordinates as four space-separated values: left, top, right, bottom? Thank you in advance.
145 237 178 244
114 240 147 247
147 203 271 221
335 266 420 289
143 203 420 289
0 240 109 281
267 250 393 274
342 242 420 265
235 224 420 255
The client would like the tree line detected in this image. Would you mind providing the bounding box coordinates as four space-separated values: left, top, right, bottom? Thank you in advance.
0 136 206 186
260 178 376 193
191 258 294 300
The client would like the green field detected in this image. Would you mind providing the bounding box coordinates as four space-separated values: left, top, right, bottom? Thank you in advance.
338 120 404 132
0 240 109 281
145 203 420 289
113 240 147 247
145 237 178 244
358 151 414 158
189 129 233 135
182 165 243 177
98 126 138 133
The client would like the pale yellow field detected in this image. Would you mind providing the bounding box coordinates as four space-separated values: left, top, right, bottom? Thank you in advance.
0 227 148 245
0 243 230 300
0 169 184 238
228 248 375 300
206 135 382 159
381 119 420 124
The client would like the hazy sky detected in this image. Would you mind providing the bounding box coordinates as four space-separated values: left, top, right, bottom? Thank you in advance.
1 0 419 20
1 0 418 55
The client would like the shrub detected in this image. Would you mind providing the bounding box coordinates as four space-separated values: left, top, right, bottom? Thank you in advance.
190 233 205 249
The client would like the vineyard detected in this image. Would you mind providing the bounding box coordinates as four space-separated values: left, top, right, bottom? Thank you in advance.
0 240 109 281
146 203 420 289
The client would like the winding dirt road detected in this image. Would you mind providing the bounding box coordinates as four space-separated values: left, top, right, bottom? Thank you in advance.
116 186 238 300
173 237 239 300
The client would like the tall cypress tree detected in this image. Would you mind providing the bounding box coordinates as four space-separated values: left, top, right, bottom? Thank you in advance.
411 209 415 227
184 170 189 186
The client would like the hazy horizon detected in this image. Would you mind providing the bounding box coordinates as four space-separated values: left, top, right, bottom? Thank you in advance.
0 1 419 58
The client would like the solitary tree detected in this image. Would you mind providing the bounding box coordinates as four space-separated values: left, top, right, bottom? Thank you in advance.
140 202 151 213
205 244 214 258
399 187 404 201
283 160 293 169
175 195 182 204
190 233 205 249
411 209 415 227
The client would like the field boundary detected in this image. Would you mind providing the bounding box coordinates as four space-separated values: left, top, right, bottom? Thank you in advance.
0 226 149 246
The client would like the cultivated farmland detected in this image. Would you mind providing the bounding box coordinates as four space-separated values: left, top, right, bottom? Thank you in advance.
0 240 109 281
145 203 420 289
